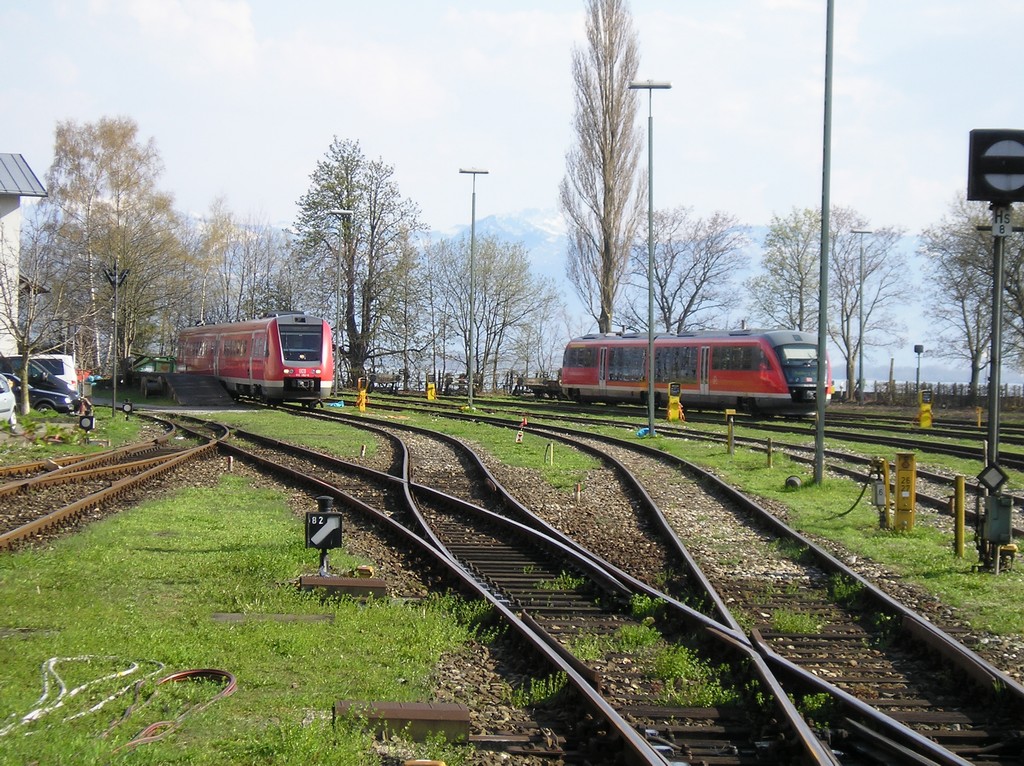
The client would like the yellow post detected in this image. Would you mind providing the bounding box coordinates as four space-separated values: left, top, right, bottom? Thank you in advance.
666 382 683 422
356 377 368 412
953 475 965 558
917 389 933 429
894 452 916 531
426 382 436 400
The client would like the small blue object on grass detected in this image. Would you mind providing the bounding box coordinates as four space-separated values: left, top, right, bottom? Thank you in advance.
326 400 345 408
636 427 654 438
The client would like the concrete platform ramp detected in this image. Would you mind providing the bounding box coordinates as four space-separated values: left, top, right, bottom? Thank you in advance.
163 373 236 406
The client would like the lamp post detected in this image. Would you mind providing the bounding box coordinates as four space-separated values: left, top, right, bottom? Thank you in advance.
629 79 671 438
852 228 873 404
104 259 128 417
914 344 924 394
459 168 488 410
328 209 353 396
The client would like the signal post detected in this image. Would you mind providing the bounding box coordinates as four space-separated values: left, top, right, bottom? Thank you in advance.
967 128 1024 572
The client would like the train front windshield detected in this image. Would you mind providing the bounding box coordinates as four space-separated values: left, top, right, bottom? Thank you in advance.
778 344 819 384
280 326 323 362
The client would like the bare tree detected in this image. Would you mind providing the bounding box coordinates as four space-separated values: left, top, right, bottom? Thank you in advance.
293 138 423 385
920 198 1000 400
560 0 644 333
745 208 821 332
425 234 561 391
825 207 907 396
42 117 181 374
1001 211 1024 373
626 207 749 332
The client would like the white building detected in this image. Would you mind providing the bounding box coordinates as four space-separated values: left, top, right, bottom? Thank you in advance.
0 154 47 358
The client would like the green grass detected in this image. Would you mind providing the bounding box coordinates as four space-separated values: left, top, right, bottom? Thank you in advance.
200 409 381 462
771 608 823 634
416 412 599 491
0 474 480 765
0 408 151 463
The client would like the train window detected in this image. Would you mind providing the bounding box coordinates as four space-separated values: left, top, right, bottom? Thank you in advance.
655 346 697 383
713 345 768 371
222 339 247 358
562 346 596 368
280 326 323 361
607 347 644 381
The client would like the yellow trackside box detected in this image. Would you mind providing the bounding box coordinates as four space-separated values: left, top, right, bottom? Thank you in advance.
666 382 683 422
917 388 933 429
894 452 916 531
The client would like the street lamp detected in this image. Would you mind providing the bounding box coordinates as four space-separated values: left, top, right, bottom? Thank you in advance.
629 79 671 438
852 228 873 404
914 344 924 393
459 168 488 410
104 259 128 417
328 209 353 396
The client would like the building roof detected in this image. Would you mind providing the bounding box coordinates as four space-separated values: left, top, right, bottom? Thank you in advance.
0 153 46 197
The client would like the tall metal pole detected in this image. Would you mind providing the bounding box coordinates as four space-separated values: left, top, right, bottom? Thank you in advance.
814 0 835 484
629 79 671 438
111 256 118 417
988 205 1007 465
852 228 872 405
328 209 353 396
459 168 488 410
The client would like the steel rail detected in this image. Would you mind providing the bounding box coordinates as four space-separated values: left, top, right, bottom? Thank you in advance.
264 407 842 763
350 406 1024 762
0 441 219 551
215 435 683 765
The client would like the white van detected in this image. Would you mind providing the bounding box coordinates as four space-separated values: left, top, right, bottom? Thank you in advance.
31 354 78 390
0 354 78 392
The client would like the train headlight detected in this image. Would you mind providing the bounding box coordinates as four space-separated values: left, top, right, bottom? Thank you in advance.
314 368 321 375
283 368 293 375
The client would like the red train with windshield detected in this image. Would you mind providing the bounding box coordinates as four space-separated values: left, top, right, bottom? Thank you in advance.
559 329 830 415
177 312 333 405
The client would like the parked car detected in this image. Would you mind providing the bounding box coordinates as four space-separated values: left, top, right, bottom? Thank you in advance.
1 373 79 413
0 373 15 424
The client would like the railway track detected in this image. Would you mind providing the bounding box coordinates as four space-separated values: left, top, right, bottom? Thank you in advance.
11 402 1023 762
295 404 1024 763
0 415 225 550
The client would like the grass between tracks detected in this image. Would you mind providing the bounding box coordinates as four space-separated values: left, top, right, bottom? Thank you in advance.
0 442 489 764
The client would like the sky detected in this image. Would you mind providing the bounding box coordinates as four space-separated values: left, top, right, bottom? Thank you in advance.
4 0 1024 385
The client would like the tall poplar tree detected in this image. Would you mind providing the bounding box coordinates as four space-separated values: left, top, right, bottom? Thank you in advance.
560 0 644 333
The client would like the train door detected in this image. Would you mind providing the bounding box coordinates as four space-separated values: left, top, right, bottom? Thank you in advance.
598 347 608 397
699 346 711 395
250 331 266 389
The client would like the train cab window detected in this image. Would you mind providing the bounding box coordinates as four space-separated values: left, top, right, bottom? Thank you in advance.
607 347 644 381
779 345 817 363
778 344 818 382
280 327 323 362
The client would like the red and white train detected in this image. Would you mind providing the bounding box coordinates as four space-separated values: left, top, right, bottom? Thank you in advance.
177 312 333 405
559 329 830 415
